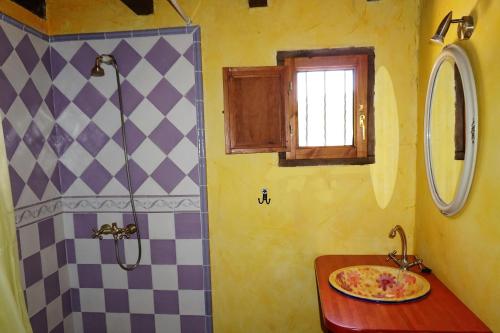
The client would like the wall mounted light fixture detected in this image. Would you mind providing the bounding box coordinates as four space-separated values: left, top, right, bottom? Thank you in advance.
431 11 475 44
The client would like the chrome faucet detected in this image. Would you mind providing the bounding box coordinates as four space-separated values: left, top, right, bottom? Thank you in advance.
387 225 422 270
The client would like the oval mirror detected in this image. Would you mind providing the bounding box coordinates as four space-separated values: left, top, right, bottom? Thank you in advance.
424 44 478 216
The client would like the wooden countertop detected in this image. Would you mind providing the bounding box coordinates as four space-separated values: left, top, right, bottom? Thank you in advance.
315 255 491 333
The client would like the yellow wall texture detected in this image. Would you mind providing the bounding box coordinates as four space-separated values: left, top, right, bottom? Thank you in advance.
416 1 500 331
0 1 46 33
10 0 421 332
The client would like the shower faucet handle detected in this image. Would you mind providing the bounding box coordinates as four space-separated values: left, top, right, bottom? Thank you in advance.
91 223 138 240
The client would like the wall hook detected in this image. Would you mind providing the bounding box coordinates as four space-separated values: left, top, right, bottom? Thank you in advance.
258 188 271 204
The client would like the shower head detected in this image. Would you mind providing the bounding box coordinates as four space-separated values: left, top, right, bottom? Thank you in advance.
90 54 117 77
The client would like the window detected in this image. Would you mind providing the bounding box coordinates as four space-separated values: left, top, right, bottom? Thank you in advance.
223 47 375 166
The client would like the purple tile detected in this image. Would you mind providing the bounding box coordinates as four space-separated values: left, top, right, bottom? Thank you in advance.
183 44 195 66
175 213 201 239
27 163 49 199
112 120 146 154
23 121 45 159
122 213 148 239
114 159 148 193
0 27 13 66
56 240 67 268
104 289 129 313
185 85 196 104
127 265 152 289
74 213 98 238
153 290 179 314
16 230 21 260
62 289 72 317
41 49 52 77
38 217 55 249
77 122 109 156
73 83 107 118
24 253 43 287
186 127 197 146
99 239 124 264
80 160 113 194
77 264 103 288
46 86 70 119
57 161 77 193
0 70 17 113
20 79 43 117
44 271 60 304
50 322 64 333
178 265 203 290
8 166 25 206
112 40 142 77
188 165 199 185
15 35 39 74
66 239 76 263
151 158 185 193
2 118 21 160
71 288 81 311
70 42 98 79
150 239 176 265
47 124 74 156
147 79 182 115
48 48 67 79
180 315 205 333
110 80 144 116
50 166 62 192
82 312 106 333
149 118 183 154
30 308 48 333
145 39 180 75
130 314 155 333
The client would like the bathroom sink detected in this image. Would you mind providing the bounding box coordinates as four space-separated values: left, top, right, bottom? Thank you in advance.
329 265 430 303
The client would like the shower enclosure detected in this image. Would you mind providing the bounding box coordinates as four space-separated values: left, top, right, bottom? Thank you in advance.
0 12 211 333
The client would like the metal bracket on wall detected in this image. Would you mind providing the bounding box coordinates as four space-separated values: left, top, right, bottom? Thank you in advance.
258 188 271 204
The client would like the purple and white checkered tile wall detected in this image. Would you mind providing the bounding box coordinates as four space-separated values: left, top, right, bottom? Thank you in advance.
1 12 211 333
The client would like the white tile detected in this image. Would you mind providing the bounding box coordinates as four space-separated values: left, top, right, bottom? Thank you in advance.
37 143 58 176
100 178 128 196
26 279 46 316
0 21 26 47
33 109 54 138
86 39 121 58
52 65 87 100
63 179 95 196
92 101 121 136
165 57 195 95
163 34 193 54
67 264 79 289
175 240 203 265
135 178 167 196
127 61 163 97
102 264 128 289
65 312 83 333
168 137 198 173
17 186 39 208
148 213 175 239
50 40 82 62
152 265 178 290
95 140 125 175
5 98 32 136
53 214 65 243
1 55 29 92
19 223 40 259
106 313 131 333
62 213 75 239
79 288 105 312
42 182 60 202
155 314 181 333
132 138 165 174
124 239 150 265
28 34 48 57
59 142 93 177
166 97 196 135
56 103 91 139
170 177 198 196
74 239 101 264
126 36 160 57
46 297 63 331
59 265 70 294
41 244 58 277
31 64 52 98
178 290 205 315
10 143 36 181
128 289 155 314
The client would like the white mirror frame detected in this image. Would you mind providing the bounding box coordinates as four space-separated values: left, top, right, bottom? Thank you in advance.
424 44 478 216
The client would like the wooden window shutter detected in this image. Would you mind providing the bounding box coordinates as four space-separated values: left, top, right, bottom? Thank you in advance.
223 66 289 154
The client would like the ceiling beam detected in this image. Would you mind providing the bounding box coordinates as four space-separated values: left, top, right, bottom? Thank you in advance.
249 0 267 8
120 0 154 15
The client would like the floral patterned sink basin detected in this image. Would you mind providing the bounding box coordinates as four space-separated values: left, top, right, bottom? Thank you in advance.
329 265 430 303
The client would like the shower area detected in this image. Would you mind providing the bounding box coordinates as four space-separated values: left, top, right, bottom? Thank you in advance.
0 11 210 333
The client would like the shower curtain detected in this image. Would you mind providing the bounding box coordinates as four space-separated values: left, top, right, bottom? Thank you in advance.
0 123 32 332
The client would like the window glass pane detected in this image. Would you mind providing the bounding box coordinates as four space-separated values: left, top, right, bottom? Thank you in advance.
297 70 354 147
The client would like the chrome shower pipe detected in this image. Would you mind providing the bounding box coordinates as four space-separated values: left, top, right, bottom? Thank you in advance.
167 0 192 26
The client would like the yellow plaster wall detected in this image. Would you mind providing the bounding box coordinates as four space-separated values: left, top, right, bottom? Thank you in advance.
46 0 420 331
0 1 47 33
416 1 500 331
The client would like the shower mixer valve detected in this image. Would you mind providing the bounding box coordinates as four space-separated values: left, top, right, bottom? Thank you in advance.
91 223 138 240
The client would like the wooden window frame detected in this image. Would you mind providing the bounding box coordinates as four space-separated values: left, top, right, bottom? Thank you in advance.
277 48 375 167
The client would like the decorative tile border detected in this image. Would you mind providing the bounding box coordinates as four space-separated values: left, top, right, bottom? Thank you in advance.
15 195 201 227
